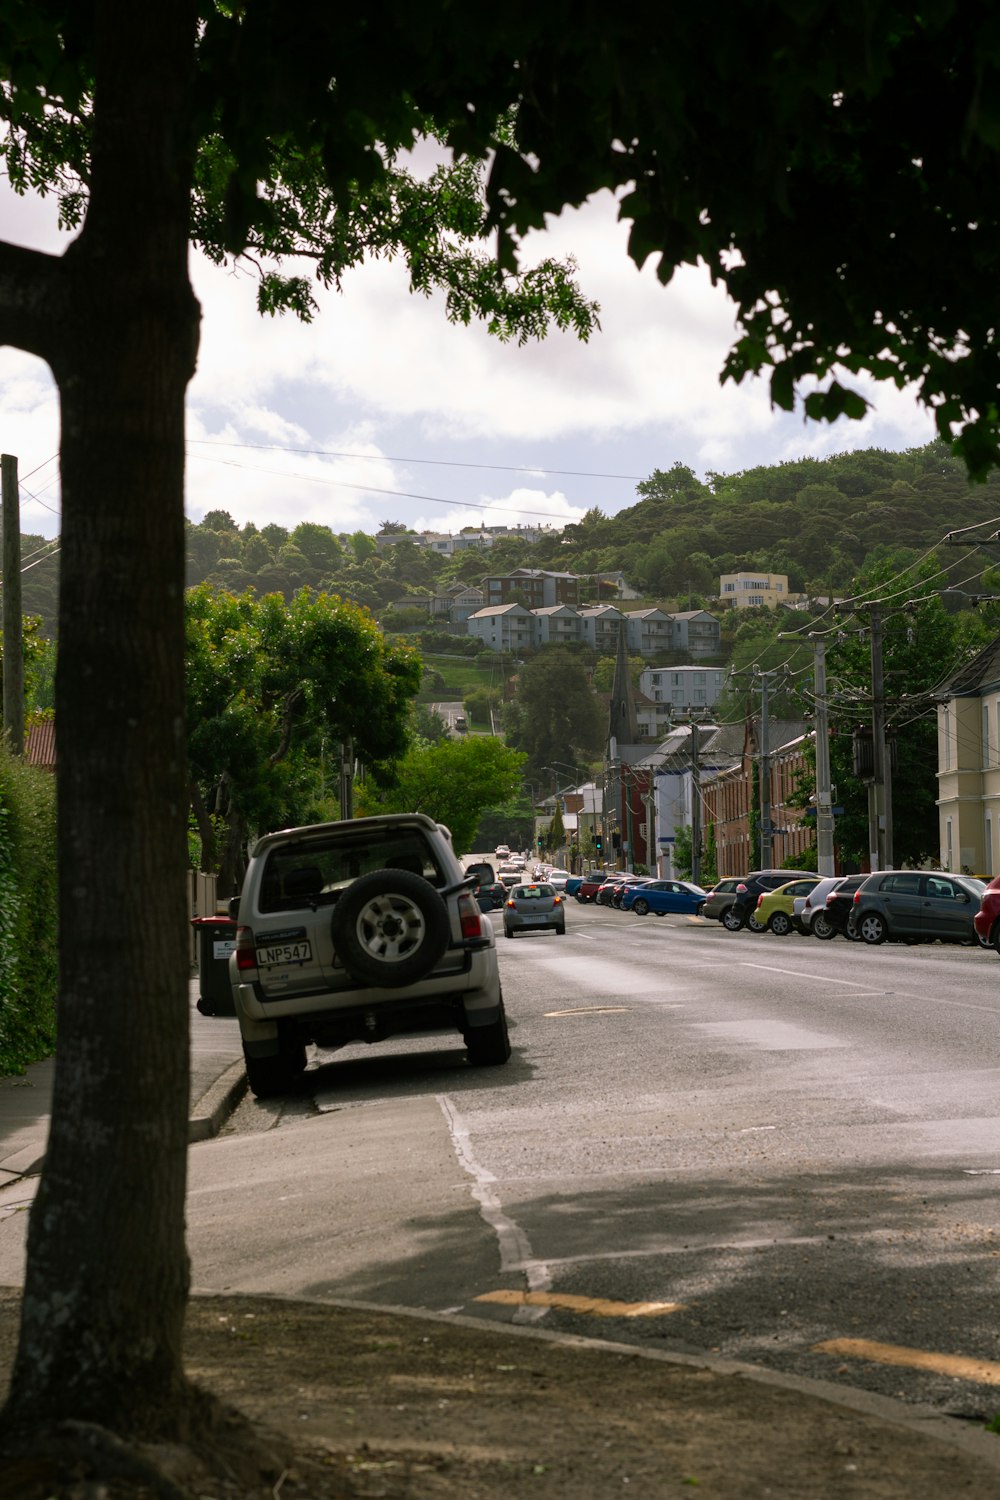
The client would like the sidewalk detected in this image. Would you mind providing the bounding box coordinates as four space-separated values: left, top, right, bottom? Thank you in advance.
0 977 246 1184
0 986 999 1496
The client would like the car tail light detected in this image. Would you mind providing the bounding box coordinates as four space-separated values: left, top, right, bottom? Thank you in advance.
736 882 747 892
756 893 764 908
853 889 862 904
458 893 485 938
235 925 258 972
553 895 563 905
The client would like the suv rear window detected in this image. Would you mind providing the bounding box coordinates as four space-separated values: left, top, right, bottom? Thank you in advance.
260 829 443 912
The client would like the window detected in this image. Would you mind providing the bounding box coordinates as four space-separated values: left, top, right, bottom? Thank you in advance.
925 876 958 900
984 704 991 766
880 873 921 895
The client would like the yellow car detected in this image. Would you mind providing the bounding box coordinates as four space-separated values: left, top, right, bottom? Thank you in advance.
753 876 824 935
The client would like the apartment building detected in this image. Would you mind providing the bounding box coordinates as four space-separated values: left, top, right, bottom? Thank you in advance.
718 571 789 609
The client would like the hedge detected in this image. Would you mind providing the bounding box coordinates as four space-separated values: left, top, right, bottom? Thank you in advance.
0 750 57 1074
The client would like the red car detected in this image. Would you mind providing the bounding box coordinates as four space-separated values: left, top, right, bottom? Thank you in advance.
974 874 1000 953
576 870 614 902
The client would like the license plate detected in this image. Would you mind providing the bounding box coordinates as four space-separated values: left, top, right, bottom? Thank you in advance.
520 914 547 924
258 939 312 966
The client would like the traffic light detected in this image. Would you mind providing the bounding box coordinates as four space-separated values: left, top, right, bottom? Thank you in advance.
537 834 544 849
594 833 602 852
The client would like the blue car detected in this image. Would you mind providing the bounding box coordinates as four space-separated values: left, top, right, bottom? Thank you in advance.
621 878 707 917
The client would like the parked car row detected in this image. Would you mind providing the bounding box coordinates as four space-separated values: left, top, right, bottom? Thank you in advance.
567 869 708 916
701 867 991 947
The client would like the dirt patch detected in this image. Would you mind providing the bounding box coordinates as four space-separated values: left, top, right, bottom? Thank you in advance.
0 1290 997 1498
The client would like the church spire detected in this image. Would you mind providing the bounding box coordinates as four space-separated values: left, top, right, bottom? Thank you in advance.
607 621 638 752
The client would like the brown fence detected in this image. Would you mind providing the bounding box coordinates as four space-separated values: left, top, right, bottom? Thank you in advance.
187 870 219 966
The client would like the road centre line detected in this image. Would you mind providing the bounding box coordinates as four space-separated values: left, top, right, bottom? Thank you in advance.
544 1006 632 1017
815 1337 1000 1387
740 963 888 989
740 962 1000 1014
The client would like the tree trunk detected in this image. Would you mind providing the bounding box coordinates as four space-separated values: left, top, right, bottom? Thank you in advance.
3 1 202 1438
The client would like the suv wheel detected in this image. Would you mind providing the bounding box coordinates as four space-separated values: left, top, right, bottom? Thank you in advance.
243 1041 306 1099
811 910 835 940
721 907 744 932
465 996 511 1066
330 868 450 987
768 911 792 936
859 911 887 945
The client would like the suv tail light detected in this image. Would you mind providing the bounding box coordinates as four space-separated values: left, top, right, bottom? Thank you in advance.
234 925 258 972
457 892 484 939
853 889 862 904
736 882 747 893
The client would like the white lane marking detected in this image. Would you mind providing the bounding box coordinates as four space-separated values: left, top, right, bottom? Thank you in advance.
740 962 885 989
740 962 999 1015
437 1094 551 1324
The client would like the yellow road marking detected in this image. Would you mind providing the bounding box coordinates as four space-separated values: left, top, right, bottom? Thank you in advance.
544 1006 632 1018
815 1338 1000 1386
474 1290 683 1317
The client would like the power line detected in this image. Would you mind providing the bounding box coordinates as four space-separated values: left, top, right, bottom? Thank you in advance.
186 438 644 484
188 451 592 523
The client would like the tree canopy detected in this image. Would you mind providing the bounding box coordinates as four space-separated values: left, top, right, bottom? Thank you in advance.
359 734 525 852
185 585 420 891
502 649 605 780
7 0 1000 1483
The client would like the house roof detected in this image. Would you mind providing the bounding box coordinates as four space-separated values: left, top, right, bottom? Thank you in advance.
468 602 532 618
935 635 1000 697
25 718 56 770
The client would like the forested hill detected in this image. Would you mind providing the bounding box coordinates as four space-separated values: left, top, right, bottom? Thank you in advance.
20 441 1000 637
529 441 1000 597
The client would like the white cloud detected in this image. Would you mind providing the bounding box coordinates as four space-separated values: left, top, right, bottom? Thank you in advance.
0 171 943 544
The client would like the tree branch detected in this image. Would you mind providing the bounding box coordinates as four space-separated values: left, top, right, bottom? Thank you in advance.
268 688 305 766
0 241 67 364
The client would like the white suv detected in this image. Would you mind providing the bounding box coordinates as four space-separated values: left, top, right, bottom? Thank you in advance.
229 813 509 1097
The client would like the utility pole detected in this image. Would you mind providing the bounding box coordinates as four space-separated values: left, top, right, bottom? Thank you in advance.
756 669 773 867
1 454 23 757
339 737 355 819
869 607 892 870
810 636 835 876
690 723 701 887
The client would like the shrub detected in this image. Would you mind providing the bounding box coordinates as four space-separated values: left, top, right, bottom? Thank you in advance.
0 751 57 1074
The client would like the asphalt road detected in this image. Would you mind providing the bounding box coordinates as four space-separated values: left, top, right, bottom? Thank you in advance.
129 903 1000 1420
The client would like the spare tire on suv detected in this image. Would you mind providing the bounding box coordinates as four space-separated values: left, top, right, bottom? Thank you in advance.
330 868 450 986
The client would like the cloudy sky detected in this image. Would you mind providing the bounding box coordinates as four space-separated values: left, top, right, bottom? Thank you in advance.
3 176 938 545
